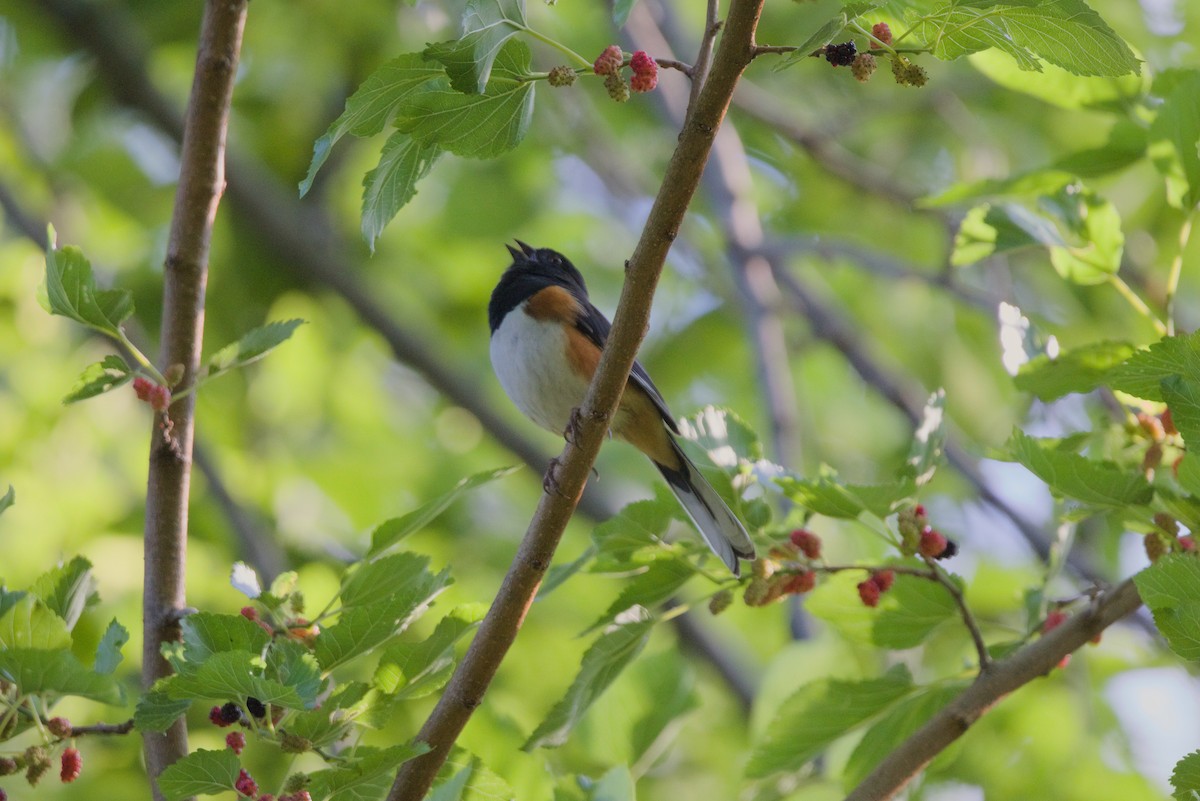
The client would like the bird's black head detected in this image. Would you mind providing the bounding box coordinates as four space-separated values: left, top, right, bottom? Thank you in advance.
488 241 589 333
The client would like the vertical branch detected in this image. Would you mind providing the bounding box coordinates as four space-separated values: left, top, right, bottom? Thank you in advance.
386 0 767 798
141 0 248 795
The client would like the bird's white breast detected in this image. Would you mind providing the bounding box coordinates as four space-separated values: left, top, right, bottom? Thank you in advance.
490 304 590 435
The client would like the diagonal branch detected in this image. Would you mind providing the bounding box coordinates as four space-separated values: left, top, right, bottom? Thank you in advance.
141 0 247 795
386 0 768 797
844 579 1143 801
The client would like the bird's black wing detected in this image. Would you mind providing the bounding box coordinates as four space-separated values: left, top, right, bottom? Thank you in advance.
575 299 680 434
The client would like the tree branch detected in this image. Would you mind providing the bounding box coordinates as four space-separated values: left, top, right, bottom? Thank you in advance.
141 0 247 795
844 579 1142 801
386 0 767 796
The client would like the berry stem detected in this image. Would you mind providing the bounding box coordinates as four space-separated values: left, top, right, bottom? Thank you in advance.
1164 211 1194 336
1107 274 1167 335
117 330 170 387
922 556 991 670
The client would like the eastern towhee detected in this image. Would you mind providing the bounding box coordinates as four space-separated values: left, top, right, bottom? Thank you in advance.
488 241 756 576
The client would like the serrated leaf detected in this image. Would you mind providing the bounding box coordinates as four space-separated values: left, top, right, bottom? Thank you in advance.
317 568 452 671
746 665 914 778
306 743 431 801
843 682 967 789
776 474 916 520
585 561 695 634
1171 750 1200 800
266 638 323 708
206 319 305 377
167 650 305 708
1014 341 1136 400
1134 555 1200 660
0 648 124 703
1045 187 1124 284
157 748 241 801
300 54 446 196
135 685 193 732
95 618 129 674
629 652 698 762
523 609 656 750
63 355 133 403
1006 428 1153 507
806 570 958 648
903 390 946 486
1149 70 1200 210
180 612 271 663
1164 376 1200 451
1150 604 1200 660
0 594 71 649
30 555 97 630
431 747 514 801
42 229 134 337
1107 332 1200 401
284 682 374 747
375 603 485 697
591 499 675 569
341 552 436 610
396 39 534 158
0 485 11 516
912 0 1139 77
433 0 526 93
361 132 442 249
370 466 518 555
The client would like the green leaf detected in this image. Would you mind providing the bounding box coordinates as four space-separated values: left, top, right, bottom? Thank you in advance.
1107 332 1200 401
902 390 946 486
370 465 518 555
396 39 535 158
585 560 695 634
361 132 442 250
94 618 129 674
523 609 656 750
1164 375 1200 451
588 766 636 801
63 355 133 403
678 406 764 463
283 682 374 747
969 48 1145 111
746 665 914 778
168 650 305 708
629 652 699 762
341 552 436 610
0 594 71 649
266 638 324 708
425 0 526 93
42 229 135 337
206 319 305 377
1171 750 1200 800
806 570 959 648
29 555 97 630
591 498 675 569
430 747 514 801
135 686 193 733
306 743 431 801
300 54 447 196
776 474 916 520
843 682 967 788
0 648 124 704
1149 70 1200 210
911 0 1139 77
1045 187 1124 284
180 612 271 663
157 748 241 801
1006 428 1153 507
316 568 451 671
1134 555 1200 661
1014 341 1136 400
612 0 637 27
374 603 485 697
0 485 11 516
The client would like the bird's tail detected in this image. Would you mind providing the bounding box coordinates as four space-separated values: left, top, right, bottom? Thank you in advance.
654 439 756 576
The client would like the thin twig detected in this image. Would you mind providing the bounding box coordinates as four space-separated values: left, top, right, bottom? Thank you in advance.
924 558 990 669
687 0 721 112
655 57 693 75
749 44 798 57
387 0 768 795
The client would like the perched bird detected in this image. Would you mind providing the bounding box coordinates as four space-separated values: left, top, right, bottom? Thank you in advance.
488 241 756 575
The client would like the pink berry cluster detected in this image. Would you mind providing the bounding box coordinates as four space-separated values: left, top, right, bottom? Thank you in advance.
856 569 895 608
133 376 171 412
1136 407 1184 478
240 601 319 646
591 45 658 103
211 703 311 801
0 719 82 790
898 505 958 561
1143 512 1196 562
736 529 823 609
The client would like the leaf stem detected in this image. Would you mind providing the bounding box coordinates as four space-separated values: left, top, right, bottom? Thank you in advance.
117 330 169 386
517 25 591 69
1108 274 1167 335
1164 212 1194 337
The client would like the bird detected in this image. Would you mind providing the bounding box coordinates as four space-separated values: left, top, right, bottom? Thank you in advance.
488 240 756 576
